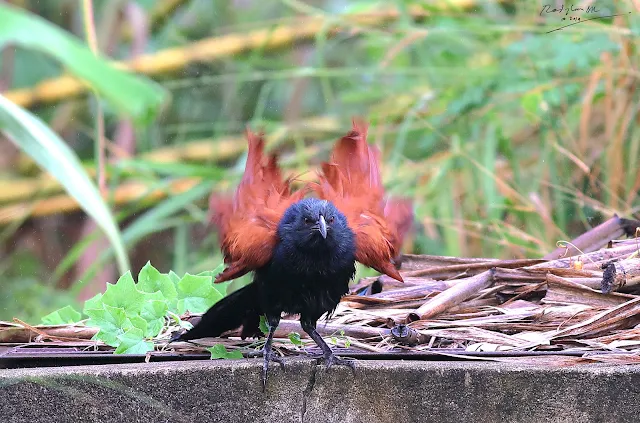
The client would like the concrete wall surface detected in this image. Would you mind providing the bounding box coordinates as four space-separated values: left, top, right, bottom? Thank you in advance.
1 358 638 423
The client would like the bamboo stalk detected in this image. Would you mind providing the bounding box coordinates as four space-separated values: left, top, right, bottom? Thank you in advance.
399 254 544 271
345 280 455 302
0 177 204 224
601 258 640 294
390 324 429 346
0 322 98 343
543 215 640 260
544 273 634 308
401 258 546 280
531 242 640 270
407 269 496 322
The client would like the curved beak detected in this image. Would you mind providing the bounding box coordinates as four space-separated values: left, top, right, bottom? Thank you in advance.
317 215 327 239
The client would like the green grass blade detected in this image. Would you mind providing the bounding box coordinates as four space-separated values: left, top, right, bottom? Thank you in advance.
0 94 130 274
66 181 215 294
0 3 168 124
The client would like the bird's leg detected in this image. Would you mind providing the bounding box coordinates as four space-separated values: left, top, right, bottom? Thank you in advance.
246 314 284 391
301 319 355 375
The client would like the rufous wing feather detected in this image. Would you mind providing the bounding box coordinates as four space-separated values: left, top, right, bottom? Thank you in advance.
313 118 413 282
209 128 305 283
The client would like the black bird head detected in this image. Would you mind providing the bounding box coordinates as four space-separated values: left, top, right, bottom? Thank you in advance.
277 198 355 255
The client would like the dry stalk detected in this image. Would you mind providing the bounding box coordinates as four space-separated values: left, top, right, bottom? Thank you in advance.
407 269 496 322
601 258 640 294
544 215 640 260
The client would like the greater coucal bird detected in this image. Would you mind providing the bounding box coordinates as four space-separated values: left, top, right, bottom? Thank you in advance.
172 119 413 388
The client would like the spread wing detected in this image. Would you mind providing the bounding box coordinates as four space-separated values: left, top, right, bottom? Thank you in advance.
312 118 414 282
209 128 306 283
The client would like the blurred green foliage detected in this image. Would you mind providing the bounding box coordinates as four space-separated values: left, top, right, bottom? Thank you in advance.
0 0 638 322
1 250 79 323
0 3 168 123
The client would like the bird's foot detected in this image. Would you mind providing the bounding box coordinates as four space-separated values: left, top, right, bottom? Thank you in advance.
324 353 356 374
310 351 356 375
247 346 285 391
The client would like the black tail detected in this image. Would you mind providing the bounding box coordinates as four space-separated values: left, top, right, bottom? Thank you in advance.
173 283 263 342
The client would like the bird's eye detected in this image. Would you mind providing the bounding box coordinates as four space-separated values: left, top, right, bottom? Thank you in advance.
328 216 335 224
304 217 312 224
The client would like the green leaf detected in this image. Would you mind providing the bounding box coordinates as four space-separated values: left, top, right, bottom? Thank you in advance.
288 332 304 346
101 271 145 316
0 3 167 124
126 315 149 333
197 264 228 297
115 328 154 354
207 344 243 360
138 261 178 303
259 315 269 336
41 305 82 325
0 94 130 274
176 273 223 314
140 300 168 338
85 304 129 347
196 263 225 280
211 281 231 298
83 293 103 314
82 270 170 344
168 270 181 285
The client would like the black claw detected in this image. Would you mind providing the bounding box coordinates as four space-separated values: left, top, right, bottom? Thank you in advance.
250 346 286 391
308 350 356 376
324 353 356 376
308 352 324 360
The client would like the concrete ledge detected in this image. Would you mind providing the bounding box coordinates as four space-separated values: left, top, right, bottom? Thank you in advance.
1 358 639 423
